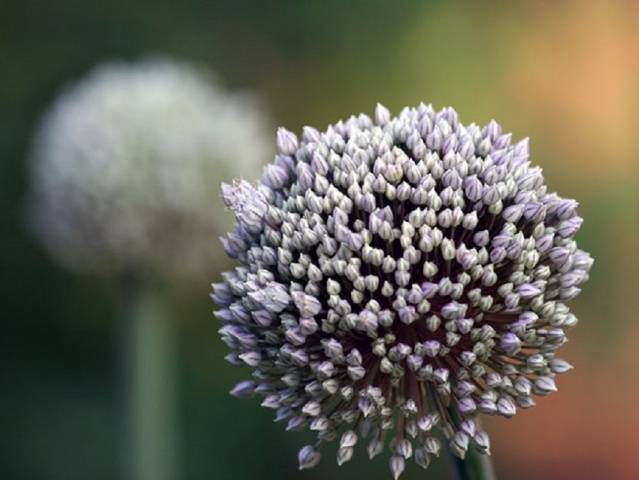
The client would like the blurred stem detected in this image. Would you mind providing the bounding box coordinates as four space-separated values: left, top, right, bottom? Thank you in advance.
446 408 496 480
119 275 177 480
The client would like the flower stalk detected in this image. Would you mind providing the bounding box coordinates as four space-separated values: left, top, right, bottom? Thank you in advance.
450 446 497 480
119 278 177 480
447 408 496 480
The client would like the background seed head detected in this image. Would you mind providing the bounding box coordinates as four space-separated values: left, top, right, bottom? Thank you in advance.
215 103 593 477
28 57 272 281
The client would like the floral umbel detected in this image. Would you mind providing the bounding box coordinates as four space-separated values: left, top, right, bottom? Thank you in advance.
214 104 593 478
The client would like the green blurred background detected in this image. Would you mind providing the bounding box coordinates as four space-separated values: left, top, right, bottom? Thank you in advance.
3 1 638 479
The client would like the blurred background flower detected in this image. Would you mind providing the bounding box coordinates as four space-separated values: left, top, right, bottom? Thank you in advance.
2 1 637 480
27 57 271 281
22 56 272 480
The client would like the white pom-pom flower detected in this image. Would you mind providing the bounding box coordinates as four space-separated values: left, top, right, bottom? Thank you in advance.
28 57 272 280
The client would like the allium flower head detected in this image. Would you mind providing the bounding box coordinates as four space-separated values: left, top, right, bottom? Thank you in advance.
214 103 593 478
28 57 271 280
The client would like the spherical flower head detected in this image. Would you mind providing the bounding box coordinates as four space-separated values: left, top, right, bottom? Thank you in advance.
28 57 272 281
214 103 593 478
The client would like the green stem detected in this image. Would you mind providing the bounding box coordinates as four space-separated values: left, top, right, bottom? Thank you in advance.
119 277 177 480
449 445 496 480
446 408 496 480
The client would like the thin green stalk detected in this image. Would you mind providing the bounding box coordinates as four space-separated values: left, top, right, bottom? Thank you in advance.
119 277 177 480
449 445 496 480
446 408 496 480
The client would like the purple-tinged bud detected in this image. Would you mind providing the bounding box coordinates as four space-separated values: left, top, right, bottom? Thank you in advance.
298 445 321 470
261 164 289 190
500 333 522 355
389 455 406 480
463 176 483 202
277 127 298 155
229 380 256 399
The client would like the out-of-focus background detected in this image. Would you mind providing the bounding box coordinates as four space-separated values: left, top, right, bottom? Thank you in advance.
2 1 638 479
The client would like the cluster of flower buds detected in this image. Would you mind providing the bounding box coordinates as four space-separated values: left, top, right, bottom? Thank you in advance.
214 103 592 478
